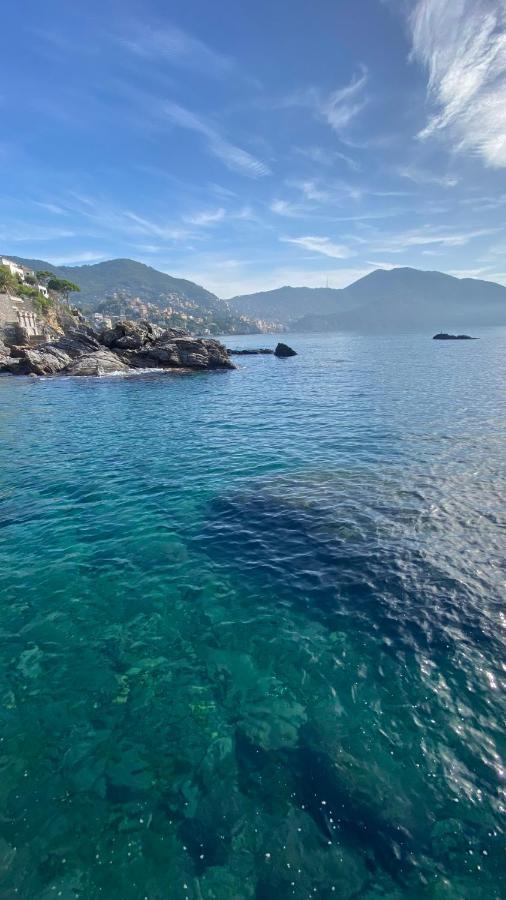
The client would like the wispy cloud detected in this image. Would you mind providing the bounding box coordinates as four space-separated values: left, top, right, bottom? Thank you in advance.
34 201 69 215
0 224 76 242
375 226 498 253
270 199 302 217
410 0 506 167
398 165 459 188
164 102 271 177
320 66 368 133
281 235 354 259
295 145 361 171
282 67 368 136
122 211 189 241
48 251 107 265
289 180 330 202
184 208 226 226
118 22 232 78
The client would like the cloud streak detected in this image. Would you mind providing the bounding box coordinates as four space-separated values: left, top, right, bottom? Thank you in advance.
410 0 506 167
118 22 232 78
281 235 354 259
164 102 271 177
282 68 368 136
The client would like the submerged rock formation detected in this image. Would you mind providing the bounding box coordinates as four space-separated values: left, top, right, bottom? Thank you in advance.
0 318 235 377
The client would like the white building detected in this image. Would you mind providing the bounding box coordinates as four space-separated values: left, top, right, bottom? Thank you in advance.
37 284 49 298
1 257 26 280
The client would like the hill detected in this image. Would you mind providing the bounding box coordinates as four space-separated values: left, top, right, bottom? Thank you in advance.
11 257 218 309
231 268 506 333
9 256 266 335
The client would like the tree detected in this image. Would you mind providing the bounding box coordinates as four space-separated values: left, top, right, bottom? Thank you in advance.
0 264 18 295
47 277 81 303
36 270 55 281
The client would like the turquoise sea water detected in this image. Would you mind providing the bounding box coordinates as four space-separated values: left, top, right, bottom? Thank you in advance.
0 332 505 899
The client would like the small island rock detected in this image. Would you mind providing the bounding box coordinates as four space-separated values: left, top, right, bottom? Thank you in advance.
274 342 297 357
433 333 477 341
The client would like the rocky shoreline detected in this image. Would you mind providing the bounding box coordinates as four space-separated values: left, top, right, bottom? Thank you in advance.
0 318 235 377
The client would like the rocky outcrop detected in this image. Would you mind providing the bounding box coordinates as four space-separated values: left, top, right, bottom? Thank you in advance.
14 346 72 376
274 342 297 357
101 319 168 350
0 317 235 377
66 349 130 376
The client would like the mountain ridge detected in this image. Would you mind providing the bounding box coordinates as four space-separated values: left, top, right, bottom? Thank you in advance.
230 267 506 333
9 256 219 309
7 257 506 334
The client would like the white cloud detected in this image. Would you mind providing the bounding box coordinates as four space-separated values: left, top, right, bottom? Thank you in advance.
270 199 302 217
34 201 68 215
375 226 498 253
0 224 75 242
410 0 506 167
290 180 330 202
398 165 459 187
320 67 368 133
283 68 368 136
295 145 361 171
164 102 271 177
122 211 189 240
184 208 226 226
119 23 232 77
281 235 354 259
46 251 108 265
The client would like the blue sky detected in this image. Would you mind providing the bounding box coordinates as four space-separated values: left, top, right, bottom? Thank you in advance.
1 0 506 296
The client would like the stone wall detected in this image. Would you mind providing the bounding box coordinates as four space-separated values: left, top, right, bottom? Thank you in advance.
0 292 42 344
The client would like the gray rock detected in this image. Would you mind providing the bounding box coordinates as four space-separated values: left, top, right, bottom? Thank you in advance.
175 338 235 369
101 320 165 350
274 342 297 357
65 349 129 376
117 343 182 368
15 346 72 376
228 348 274 355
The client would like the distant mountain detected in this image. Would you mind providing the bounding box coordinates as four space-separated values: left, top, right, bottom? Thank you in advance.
228 286 350 323
231 268 506 333
11 257 218 309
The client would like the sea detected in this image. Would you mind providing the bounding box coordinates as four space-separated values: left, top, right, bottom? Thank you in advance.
0 331 504 899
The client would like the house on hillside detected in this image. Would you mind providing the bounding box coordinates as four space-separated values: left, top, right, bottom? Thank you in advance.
1 257 26 280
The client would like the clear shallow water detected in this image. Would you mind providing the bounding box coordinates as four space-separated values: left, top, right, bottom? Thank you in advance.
0 331 505 899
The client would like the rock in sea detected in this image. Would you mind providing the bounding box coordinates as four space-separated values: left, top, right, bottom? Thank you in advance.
274 342 297 357
433 333 477 340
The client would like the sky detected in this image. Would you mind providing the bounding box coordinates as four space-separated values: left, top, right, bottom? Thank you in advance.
1 0 506 297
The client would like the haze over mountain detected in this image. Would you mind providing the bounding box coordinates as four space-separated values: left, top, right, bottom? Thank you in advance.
232 268 506 333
